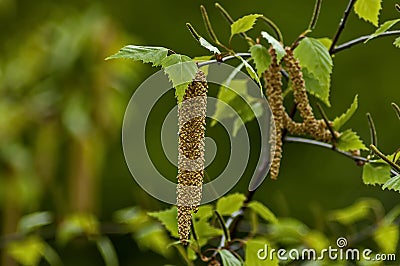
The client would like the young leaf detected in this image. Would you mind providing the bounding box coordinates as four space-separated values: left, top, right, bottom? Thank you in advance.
57 213 99 245
218 249 242 266
336 129 367 152
382 175 400 192
294 37 332 86
317 37 333 49
161 54 198 103
373 224 399 253
148 207 179 238
362 163 391 185
245 239 279 266
394 37 400 48
302 68 331 107
193 204 214 221
192 218 223 247
106 45 169 66
249 44 272 76
268 218 309 244
332 95 358 130
135 224 173 258
216 193 246 216
261 31 286 63
6 236 45 266
199 37 221 54
18 212 53 234
354 0 382 27
365 19 400 43
247 201 278 224
231 14 262 37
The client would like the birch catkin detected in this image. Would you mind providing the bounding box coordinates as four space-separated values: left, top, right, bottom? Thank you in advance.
263 48 284 180
177 70 207 243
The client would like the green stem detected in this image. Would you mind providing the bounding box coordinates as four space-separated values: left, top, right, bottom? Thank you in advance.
260 16 283 43
370 144 400 173
392 102 400 120
308 0 323 30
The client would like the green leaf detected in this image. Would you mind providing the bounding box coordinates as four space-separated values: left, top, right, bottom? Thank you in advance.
216 193 246 216
95 236 119 266
232 101 263 136
18 212 53 234
57 213 99 245
193 204 214 221
365 19 400 43
294 37 332 92
362 163 391 185
218 249 242 266
394 36 400 48
135 224 173 258
148 207 179 238
247 201 278 224
333 95 358 130
373 223 399 253
302 68 331 107
382 175 400 192
354 0 382 27
328 199 379 225
41 242 63 266
303 231 330 252
245 239 278 266
250 44 271 76
236 55 262 88
231 14 262 37
6 236 45 266
105 45 169 66
336 129 367 152
261 31 286 63
161 54 198 103
199 37 221 54
268 218 309 245
317 38 333 50
193 218 223 247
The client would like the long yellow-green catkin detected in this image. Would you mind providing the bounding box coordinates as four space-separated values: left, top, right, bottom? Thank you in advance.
283 47 333 142
263 48 284 180
177 70 208 244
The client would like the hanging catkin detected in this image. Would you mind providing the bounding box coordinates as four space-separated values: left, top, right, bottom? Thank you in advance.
283 47 333 142
177 70 208 244
263 48 284 180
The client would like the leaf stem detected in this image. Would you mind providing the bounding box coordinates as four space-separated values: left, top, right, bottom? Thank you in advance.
370 144 400 173
392 102 400 120
316 103 337 143
366 113 377 148
200 5 231 51
308 0 323 30
329 0 357 54
186 23 201 41
259 16 283 43
332 30 400 54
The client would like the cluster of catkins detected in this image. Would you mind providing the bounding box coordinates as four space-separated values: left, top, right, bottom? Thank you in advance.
264 47 338 180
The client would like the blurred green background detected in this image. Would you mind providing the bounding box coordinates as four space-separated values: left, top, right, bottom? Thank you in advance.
0 0 399 265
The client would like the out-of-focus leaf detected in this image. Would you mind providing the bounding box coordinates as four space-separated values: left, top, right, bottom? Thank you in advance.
106 45 169 66
57 213 99 245
362 163 391 185
114 206 151 231
245 238 278 266
333 95 358 130
247 201 278 224
303 231 330 252
373 223 399 253
218 249 242 266
249 44 271 76
382 175 400 192
354 0 382 26
365 19 400 43
336 129 367 152
134 224 173 258
161 54 198 103
394 37 400 48
95 236 119 266
268 218 309 245
216 193 246 216
148 207 179 238
328 199 380 225
261 31 285 63
6 236 45 266
231 14 262 37
18 212 53 234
